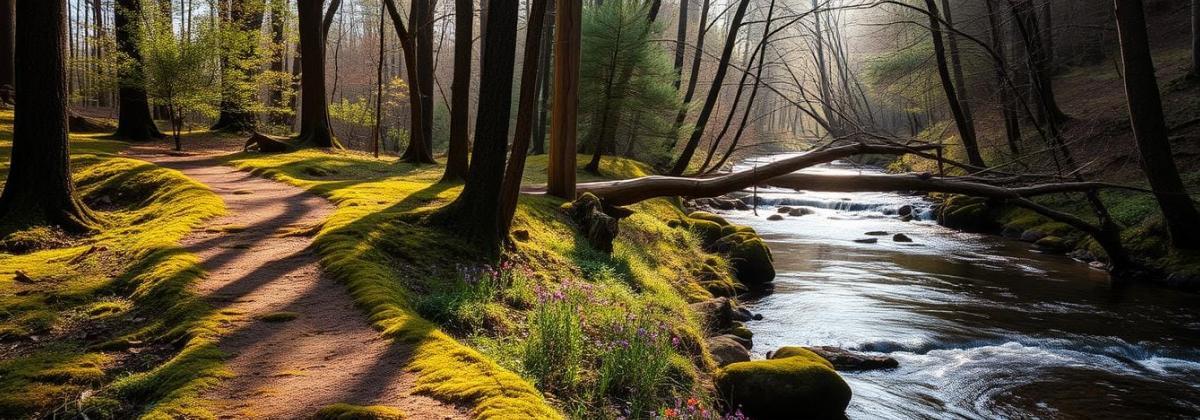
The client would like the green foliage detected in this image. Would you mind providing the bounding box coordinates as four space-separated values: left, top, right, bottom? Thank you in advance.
580 0 682 167
523 294 586 393
135 6 221 141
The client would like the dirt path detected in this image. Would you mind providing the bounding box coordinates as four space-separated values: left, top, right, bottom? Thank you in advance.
125 148 465 419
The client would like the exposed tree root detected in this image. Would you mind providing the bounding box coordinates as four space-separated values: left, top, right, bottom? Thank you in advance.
244 131 293 153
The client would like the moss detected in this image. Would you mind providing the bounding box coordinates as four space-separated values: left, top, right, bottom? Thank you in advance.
716 353 851 419
227 150 734 418
255 311 300 323
0 117 228 419
688 219 725 246
315 403 405 420
688 211 730 226
769 347 835 370
727 238 775 286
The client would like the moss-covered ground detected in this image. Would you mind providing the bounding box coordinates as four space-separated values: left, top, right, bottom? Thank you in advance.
224 150 737 418
0 111 230 418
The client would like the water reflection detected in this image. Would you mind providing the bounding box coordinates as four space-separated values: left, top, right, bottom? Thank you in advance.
720 159 1200 419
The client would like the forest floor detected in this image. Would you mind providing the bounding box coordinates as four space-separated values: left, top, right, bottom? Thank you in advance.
122 144 466 419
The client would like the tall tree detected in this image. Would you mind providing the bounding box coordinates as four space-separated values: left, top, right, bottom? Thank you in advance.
670 0 709 139
294 0 336 147
940 0 977 156
384 0 435 163
547 0 581 199
430 0 519 254
672 0 687 90
531 0 556 155
416 0 436 158
1010 0 1066 126
986 0 1022 155
499 0 548 236
0 0 12 105
267 0 289 126
667 0 750 175
212 0 265 132
443 0 473 182
925 0 985 168
113 0 164 141
0 0 98 233
1114 0 1200 249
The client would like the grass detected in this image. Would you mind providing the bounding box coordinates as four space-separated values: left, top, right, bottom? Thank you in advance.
225 149 731 418
0 111 229 418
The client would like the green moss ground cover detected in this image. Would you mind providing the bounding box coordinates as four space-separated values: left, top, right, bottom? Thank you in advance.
225 150 737 418
0 113 229 418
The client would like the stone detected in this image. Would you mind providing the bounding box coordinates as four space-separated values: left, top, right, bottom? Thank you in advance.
767 214 785 221
728 238 776 286
689 211 730 226
1020 229 1047 243
716 349 851 419
897 204 914 217
689 297 733 331
777 206 794 214
789 207 815 217
853 238 878 244
892 233 913 243
707 335 751 367
774 346 899 371
1035 236 1071 253
689 219 725 246
865 231 889 236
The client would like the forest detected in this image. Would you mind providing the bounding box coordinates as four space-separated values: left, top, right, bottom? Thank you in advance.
1 0 1199 418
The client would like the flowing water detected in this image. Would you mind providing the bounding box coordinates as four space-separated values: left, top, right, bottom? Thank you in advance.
720 156 1200 419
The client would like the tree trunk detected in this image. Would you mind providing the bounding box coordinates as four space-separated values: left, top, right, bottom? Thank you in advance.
673 0 687 90
813 0 838 137
670 0 709 140
531 0 555 155
986 0 1022 155
1011 0 1066 126
430 0 519 255
0 0 98 234
546 0 580 199
668 0 751 176
499 0 547 237
1114 0 1200 249
294 0 336 147
941 0 977 153
268 0 288 126
113 0 164 141
384 0 434 163
417 0 435 156
925 0 985 168
0 0 12 105
442 0 473 182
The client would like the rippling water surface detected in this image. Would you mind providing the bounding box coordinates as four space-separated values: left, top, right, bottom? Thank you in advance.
721 157 1200 419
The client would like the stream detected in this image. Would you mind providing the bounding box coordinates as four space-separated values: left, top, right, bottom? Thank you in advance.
719 156 1200 419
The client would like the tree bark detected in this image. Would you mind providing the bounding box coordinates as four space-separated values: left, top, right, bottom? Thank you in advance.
384 0 434 163
0 0 12 105
294 0 336 147
417 0 436 156
113 0 164 141
268 0 288 126
430 0 519 255
925 0 985 168
1114 0 1200 249
546 0 580 199
1010 0 1066 126
668 0 751 176
442 0 473 182
1192 0 1200 77
940 0 976 153
673 0 687 90
0 0 98 234
986 0 1022 156
583 143 938 206
670 0 709 142
499 0 547 237
531 0 555 155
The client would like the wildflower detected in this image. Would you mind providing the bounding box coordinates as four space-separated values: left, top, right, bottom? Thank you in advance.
663 408 678 418
687 397 699 408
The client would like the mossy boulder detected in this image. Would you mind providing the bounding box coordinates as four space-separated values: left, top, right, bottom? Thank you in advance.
720 224 756 237
707 335 751 367
689 219 726 246
1035 236 1072 253
728 238 775 286
938 196 996 232
716 351 851 419
689 211 730 226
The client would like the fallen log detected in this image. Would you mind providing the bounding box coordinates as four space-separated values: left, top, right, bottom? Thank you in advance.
576 143 939 206
244 131 292 153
